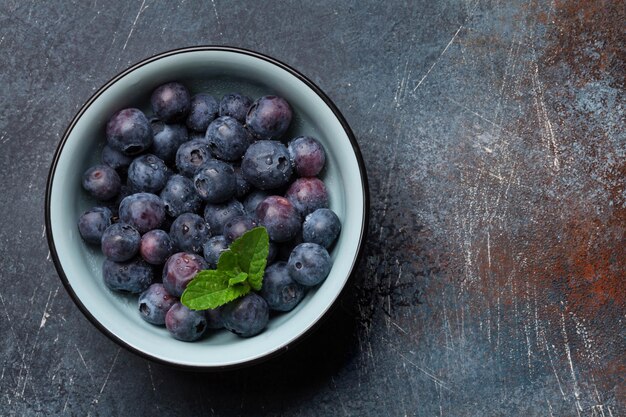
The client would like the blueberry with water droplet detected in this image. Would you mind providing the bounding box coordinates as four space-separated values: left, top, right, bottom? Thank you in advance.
169 213 210 254
193 160 236 203
205 116 250 161
162 252 208 297
103 257 153 294
186 93 219 132
127 154 170 193
219 93 252 123
203 199 245 235
138 283 177 325
175 139 213 177
160 174 203 218
241 140 292 190
202 235 229 268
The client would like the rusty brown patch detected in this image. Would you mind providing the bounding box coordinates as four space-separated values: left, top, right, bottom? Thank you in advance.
461 0 625 392
545 0 626 87
540 0 625 315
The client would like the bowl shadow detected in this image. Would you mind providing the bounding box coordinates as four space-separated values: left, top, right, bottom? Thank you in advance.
154 280 363 408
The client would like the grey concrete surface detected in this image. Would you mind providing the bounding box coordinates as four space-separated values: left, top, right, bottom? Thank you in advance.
0 0 624 416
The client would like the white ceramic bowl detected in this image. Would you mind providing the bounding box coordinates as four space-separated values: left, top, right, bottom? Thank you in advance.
46 46 368 369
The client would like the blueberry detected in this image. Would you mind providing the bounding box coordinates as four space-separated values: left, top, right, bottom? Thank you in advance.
106 108 153 155
175 139 213 177
302 208 341 249
101 145 133 176
259 262 305 312
127 154 170 193
233 165 252 199
101 223 141 262
246 96 292 140
193 160 236 203
160 174 203 218
204 308 224 329
150 121 188 163
162 252 208 297
255 196 301 242
186 94 219 132
223 215 258 243
203 199 245 235
151 82 191 123
288 136 326 177
241 140 292 190
82 164 121 201
169 213 210 254
285 177 329 216
78 207 112 244
202 235 229 268
140 229 173 265
219 93 253 123
102 258 153 294
119 192 165 234
165 302 207 342
138 283 177 325
205 116 250 161
243 190 270 216
221 293 269 337
287 242 332 287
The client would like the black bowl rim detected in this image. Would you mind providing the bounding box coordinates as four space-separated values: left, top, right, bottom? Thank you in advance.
45 45 370 371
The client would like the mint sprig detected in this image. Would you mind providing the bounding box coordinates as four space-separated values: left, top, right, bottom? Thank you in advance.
181 227 269 310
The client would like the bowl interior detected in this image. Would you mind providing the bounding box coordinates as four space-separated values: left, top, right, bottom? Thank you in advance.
49 49 365 368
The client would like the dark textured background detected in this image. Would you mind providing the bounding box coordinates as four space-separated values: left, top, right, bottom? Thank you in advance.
1 0 624 416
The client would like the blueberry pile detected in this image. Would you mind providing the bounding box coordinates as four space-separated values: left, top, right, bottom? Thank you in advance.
77 82 342 341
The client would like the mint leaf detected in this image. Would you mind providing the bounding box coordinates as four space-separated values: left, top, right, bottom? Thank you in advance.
182 281 250 310
181 270 229 310
217 250 239 272
228 272 248 286
181 270 251 310
230 227 269 291
180 227 270 310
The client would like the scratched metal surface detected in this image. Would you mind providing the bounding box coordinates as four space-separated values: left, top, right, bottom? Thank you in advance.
0 0 624 416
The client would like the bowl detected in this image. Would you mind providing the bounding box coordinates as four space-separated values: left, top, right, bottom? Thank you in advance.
45 46 369 370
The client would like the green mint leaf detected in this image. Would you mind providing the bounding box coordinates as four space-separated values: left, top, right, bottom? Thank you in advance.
181 270 251 310
228 272 248 287
180 227 269 310
217 250 239 272
229 227 269 291
181 270 229 310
